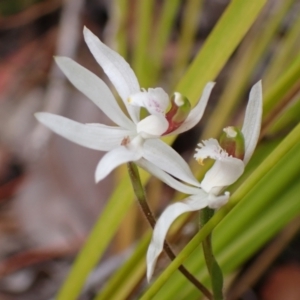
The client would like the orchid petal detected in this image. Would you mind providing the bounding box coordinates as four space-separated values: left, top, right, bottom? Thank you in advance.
35 113 132 151
201 157 244 194
137 115 168 138
169 82 215 135
129 88 169 116
95 146 142 182
242 81 263 165
138 159 202 195
143 139 200 187
54 57 134 130
147 194 209 281
83 27 140 123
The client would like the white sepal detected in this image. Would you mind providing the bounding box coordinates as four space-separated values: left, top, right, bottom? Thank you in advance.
146 194 210 281
143 139 200 187
35 113 132 151
54 57 134 130
138 159 202 195
83 27 140 123
242 81 263 165
169 82 215 135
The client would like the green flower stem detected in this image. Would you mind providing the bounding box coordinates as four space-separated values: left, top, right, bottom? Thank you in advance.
127 162 212 299
200 208 223 300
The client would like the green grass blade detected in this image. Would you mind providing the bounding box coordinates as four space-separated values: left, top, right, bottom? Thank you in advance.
149 0 181 86
264 4 300 87
268 97 300 134
132 0 154 87
115 0 129 58
94 232 150 300
262 52 300 132
171 0 204 86
201 0 294 139
176 0 267 103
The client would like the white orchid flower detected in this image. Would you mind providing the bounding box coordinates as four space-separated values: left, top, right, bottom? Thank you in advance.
146 81 263 281
35 27 215 184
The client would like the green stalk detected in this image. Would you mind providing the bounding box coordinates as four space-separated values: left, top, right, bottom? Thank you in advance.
200 208 223 300
127 162 212 299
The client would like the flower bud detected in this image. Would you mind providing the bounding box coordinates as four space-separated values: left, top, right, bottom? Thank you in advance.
219 126 245 160
164 92 191 134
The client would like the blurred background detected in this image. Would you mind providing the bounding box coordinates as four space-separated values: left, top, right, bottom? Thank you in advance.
1 0 300 299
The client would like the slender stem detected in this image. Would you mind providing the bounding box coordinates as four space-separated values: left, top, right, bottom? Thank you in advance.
200 207 215 274
127 162 213 299
200 207 224 300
